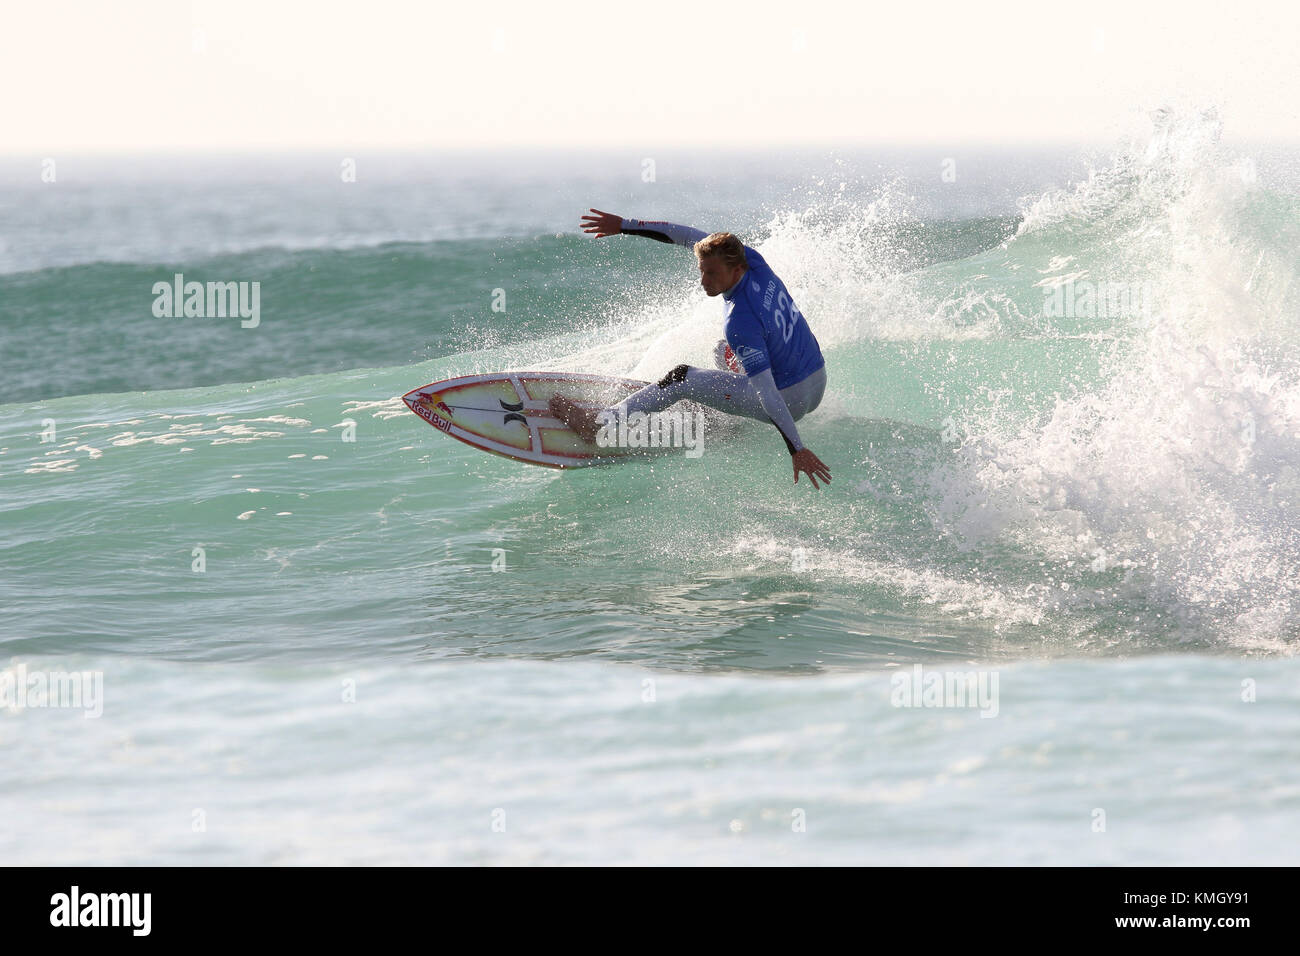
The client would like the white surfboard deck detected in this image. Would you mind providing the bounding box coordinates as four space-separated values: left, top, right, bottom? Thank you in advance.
403 371 665 468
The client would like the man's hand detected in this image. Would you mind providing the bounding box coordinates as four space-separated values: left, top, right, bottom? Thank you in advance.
580 208 622 238
792 448 831 489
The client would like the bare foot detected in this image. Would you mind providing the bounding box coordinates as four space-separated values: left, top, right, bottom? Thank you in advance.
548 394 602 443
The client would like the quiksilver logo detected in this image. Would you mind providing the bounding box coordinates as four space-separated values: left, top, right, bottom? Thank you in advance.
49 886 151 936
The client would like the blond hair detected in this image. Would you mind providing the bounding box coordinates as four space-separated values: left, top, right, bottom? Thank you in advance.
693 232 747 269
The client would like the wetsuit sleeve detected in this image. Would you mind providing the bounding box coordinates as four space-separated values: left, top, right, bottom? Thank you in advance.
750 367 804 454
619 218 710 249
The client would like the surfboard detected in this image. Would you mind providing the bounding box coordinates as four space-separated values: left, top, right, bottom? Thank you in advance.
402 371 655 468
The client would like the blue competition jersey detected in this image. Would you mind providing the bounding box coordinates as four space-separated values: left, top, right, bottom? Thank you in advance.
723 247 824 390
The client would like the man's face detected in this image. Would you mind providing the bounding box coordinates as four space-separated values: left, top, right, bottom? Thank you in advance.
698 255 744 297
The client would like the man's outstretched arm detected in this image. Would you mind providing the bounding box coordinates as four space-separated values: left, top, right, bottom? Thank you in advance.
580 208 709 249
748 368 833 489
748 367 805 454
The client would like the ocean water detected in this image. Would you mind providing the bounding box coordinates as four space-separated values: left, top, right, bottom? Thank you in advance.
3 110 1299 864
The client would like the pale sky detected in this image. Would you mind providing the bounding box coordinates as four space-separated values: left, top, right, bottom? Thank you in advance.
3 0 1298 151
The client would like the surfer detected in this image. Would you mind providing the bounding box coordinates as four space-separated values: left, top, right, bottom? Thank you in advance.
550 209 832 489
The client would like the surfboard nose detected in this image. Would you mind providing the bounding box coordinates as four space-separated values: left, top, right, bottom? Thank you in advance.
407 389 452 418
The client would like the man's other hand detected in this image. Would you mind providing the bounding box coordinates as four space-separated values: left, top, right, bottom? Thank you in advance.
792 448 831 489
580 208 623 238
